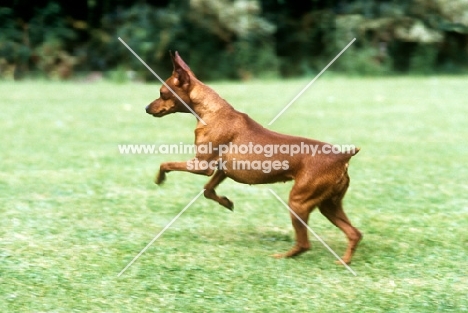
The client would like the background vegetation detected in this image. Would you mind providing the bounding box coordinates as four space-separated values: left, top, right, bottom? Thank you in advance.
1 0 468 80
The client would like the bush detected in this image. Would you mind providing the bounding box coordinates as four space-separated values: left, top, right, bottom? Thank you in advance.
1 0 468 80
0 2 77 79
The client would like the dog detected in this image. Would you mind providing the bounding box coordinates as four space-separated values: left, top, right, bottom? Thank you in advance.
145 52 362 264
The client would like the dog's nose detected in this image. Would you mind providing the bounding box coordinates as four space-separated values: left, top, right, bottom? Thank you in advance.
145 105 150 113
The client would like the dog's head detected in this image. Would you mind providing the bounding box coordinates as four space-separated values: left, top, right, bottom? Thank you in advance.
145 51 195 117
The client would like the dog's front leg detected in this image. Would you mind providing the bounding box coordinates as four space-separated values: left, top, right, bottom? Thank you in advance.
156 159 214 184
203 170 233 211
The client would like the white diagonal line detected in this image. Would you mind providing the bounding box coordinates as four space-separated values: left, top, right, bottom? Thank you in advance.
268 38 356 125
117 37 207 125
117 189 205 277
268 189 357 276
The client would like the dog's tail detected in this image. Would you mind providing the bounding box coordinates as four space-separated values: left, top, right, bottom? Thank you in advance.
333 146 360 166
337 146 360 174
351 147 360 156
342 146 360 157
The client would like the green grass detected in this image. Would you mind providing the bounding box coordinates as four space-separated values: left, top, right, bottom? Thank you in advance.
1 77 467 312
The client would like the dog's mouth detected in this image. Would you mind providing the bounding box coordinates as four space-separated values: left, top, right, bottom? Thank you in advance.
151 110 167 117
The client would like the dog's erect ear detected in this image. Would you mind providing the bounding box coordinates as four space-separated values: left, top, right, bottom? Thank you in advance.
171 51 191 88
172 51 191 71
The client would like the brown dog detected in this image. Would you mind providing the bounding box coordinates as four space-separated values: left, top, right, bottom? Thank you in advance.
146 52 362 264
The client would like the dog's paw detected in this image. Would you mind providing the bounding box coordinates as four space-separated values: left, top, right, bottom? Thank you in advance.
220 196 234 211
335 259 351 266
271 253 285 259
155 171 166 185
272 245 309 259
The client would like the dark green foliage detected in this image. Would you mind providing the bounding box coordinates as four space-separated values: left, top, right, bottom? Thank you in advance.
0 2 78 79
0 7 28 78
84 3 182 80
1 0 468 80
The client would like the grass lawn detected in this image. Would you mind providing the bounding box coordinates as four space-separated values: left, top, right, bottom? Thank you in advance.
1 76 467 312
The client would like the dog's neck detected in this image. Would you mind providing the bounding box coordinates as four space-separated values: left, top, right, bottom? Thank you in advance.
190 81 235 122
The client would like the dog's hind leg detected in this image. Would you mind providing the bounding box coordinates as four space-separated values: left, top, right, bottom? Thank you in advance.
318 198 362 265
203 170 233 211
273 178 322 258
273 204 312 258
